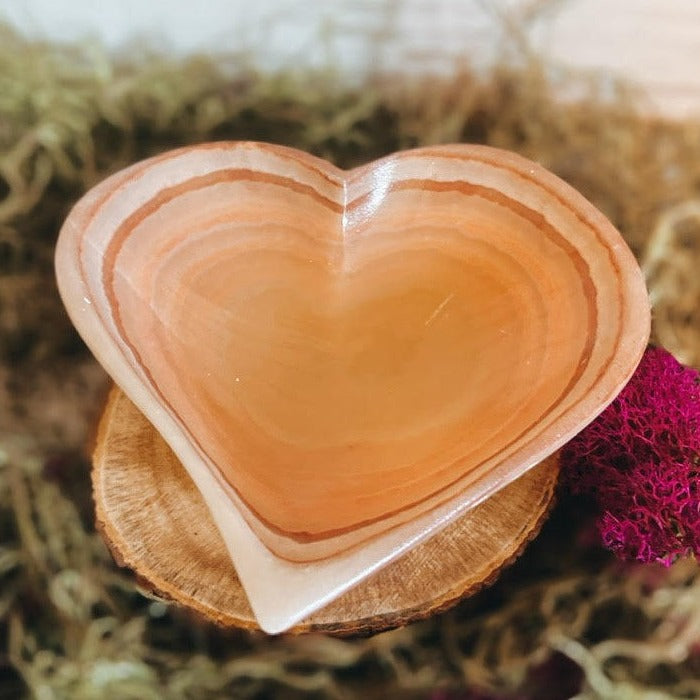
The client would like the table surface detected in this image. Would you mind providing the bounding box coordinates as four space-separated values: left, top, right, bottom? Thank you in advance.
2 0 699 120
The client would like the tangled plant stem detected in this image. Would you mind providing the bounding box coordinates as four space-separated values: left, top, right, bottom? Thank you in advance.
2 22 700 699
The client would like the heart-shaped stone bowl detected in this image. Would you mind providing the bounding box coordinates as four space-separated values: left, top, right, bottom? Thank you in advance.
56 142 649 632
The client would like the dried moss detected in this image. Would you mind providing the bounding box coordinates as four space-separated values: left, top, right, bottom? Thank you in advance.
1 22 700 700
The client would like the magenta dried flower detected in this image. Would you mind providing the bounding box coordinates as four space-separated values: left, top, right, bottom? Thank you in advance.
562 346 700 566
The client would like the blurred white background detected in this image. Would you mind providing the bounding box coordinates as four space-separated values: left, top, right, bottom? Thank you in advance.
2 0 699 118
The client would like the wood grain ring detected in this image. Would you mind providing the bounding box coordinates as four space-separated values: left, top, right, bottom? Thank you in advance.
93 386 560 635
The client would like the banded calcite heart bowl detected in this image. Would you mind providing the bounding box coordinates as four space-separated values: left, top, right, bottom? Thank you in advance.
56 142 650 631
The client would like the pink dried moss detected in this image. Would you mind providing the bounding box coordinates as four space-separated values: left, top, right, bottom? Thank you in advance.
562 347 700 566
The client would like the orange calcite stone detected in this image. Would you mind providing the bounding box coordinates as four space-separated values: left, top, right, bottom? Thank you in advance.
56 143 649 627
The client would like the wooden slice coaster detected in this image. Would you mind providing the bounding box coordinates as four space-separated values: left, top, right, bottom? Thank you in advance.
93 386 560 635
